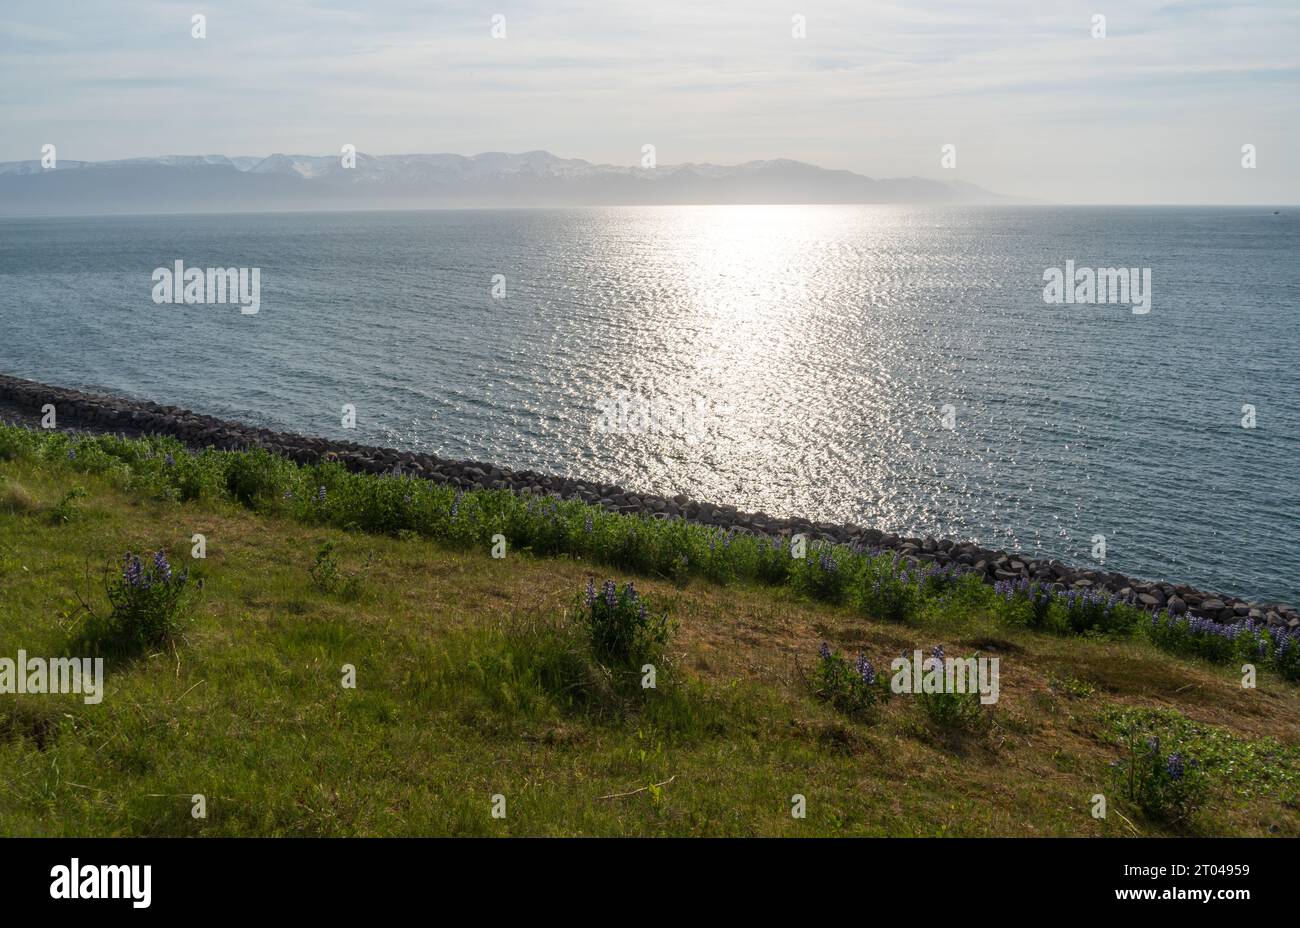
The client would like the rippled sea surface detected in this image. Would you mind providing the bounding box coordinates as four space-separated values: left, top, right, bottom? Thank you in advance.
1 206 1297 602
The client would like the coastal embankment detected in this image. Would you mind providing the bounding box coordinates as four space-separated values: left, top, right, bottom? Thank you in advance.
1 372 1294 631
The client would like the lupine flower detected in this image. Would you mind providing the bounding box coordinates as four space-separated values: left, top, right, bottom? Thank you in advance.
855 653 876 685
1166 753 1185 781
164 453 175 467
927 644 945 673
585 578 596 608
819 641 832 661
67 448 76 460
584 515 593 534
450 491 461 520
603 580 617 609
123 553 144 588
153 549 172 583
316 486 327 503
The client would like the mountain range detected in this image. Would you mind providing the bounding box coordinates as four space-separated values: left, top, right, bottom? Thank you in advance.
0 151 1021 216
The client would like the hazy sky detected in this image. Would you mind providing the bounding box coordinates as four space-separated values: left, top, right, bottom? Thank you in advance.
3 0 1297 203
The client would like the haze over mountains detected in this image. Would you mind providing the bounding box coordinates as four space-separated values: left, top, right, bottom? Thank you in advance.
0 151 1020 217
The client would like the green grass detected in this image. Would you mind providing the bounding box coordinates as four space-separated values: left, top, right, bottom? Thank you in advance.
1 426 1299 836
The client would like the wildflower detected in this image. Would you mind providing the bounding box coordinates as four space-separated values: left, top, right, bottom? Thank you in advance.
153 549 172 584
855 653 876 685
585 578 596 608
164 453 175 467
67 448 76 460
316 486 327 504
819 641 832 661
603 580 617 609
1166 753 1185 781
584 515 593 534
123 553 144 588
450 491 461 520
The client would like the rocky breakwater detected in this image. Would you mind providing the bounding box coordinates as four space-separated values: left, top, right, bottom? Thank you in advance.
1 373 1296 632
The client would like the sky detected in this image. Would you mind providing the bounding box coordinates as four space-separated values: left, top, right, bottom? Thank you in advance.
2 0 1297 203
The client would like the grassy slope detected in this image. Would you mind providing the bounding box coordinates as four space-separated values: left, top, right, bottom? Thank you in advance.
1 456 1299 837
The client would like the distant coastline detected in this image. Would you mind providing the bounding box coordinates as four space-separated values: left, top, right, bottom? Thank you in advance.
0 150 1025 218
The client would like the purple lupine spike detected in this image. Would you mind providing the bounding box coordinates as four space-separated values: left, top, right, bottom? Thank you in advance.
123 553 143 587
585 578 596 607
818 641 832 661
153 549 172 583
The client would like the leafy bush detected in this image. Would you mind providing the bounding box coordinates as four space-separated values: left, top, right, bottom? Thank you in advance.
0 427 37 461
994 577 1055 629
913 646 985 730
809 643 887 719
754 535 794 585
79 550 193 654
579 579 671 669
856 555 917 623
1272 630 1300 682
48 486 87 524
1111 730 1209 824
1145 610 1264 664
309 541 371 600
224 448 296 507
1058 588 1139 636
791 543 851 604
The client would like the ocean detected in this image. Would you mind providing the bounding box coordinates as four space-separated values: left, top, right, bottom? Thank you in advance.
1 205 1296 603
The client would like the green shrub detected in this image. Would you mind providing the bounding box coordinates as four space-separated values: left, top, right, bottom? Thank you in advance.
224 448 296 508
913 646 985 730
791 543 850 604
48 486 87 524
79 550 194 654
809 643 887 719
579 579 671 669
309 541 371 600
856 555 917 622
1058 588 1139 636
1111 731 1209 824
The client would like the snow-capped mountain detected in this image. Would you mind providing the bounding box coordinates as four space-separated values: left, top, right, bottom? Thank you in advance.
0 150 1022 216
